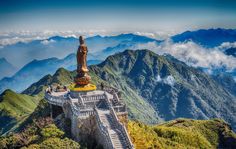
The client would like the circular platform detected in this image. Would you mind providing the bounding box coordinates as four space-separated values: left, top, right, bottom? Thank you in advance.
69 83 97 92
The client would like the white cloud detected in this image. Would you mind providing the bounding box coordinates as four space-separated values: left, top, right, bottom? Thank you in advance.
135 39 236 72
0 30 110 47
134 31 177 40
135 32 156 38
0 30 176 47
41 39 56 45
156 75 162 82
217 42 236 51
164 75 175 86
155 75 175 86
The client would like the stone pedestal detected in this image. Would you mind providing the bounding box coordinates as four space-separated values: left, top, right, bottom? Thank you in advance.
74 72 91 86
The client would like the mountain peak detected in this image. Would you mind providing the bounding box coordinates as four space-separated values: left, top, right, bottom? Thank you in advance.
0 89 14 99
90 49 236 130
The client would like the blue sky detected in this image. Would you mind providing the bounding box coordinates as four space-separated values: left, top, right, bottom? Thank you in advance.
0 0 236 34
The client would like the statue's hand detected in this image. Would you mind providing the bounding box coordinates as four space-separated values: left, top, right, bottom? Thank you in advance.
81 47 87 53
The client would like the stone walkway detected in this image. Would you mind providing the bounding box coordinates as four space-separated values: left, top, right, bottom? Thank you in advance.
97 108 128 149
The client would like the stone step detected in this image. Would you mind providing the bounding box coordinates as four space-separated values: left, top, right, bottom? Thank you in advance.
97 108 129 149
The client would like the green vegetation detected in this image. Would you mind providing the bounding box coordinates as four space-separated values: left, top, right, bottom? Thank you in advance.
128 119 236 149
0 89 39 118
0 117 80 149
0 89 40 135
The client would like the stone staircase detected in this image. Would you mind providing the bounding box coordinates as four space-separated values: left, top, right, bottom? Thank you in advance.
45 87 134 149
96 108 131 149
110 130 124 149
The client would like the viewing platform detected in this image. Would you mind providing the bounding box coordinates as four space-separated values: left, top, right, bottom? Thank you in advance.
44 85 134 149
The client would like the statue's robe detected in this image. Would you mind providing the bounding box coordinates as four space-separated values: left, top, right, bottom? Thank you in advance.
77 44 89 73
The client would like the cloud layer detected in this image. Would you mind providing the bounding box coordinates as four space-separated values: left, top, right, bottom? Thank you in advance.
135 40 236 72
0 30 108 47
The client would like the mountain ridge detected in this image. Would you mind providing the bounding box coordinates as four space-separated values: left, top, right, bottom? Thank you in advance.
0 57 17 80
90 49 236 129
22 49 236 130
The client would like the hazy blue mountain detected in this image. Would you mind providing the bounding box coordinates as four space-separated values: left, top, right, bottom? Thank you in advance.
0 54 75 93
0 33 157 69
88 33 159 60
0 36 78 68
0 58 17 80
0 53 102 94
224 47 236 57
172 28 236 48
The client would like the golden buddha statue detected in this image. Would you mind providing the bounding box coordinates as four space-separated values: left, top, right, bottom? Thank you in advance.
70 36 96 91
77 36 89 74
74 36 91 86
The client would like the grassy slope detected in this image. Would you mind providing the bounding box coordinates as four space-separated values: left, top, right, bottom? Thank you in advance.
128 118 236 149
0 89 40 135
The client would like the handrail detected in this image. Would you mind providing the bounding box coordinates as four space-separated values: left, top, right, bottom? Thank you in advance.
81 94 105 102
94 108 115 149
110 106 134 149
68 95 80 116
104 91 134 148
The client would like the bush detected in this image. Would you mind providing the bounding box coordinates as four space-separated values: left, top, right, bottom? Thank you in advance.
40 124 64 139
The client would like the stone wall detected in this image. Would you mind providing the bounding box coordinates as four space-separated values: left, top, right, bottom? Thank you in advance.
72 115 97 142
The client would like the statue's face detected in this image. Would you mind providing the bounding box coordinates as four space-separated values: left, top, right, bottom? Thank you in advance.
79 36 85 44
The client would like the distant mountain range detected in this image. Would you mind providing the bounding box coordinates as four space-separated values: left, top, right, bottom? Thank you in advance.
1 28 235 70
0 28 235 94
0 33 157 93
0 58 17 80
0 33 158 69
0 54 76 93
0 53 101 94
172 28 236 48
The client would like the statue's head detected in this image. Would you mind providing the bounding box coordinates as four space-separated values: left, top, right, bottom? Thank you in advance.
79 36 85 45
